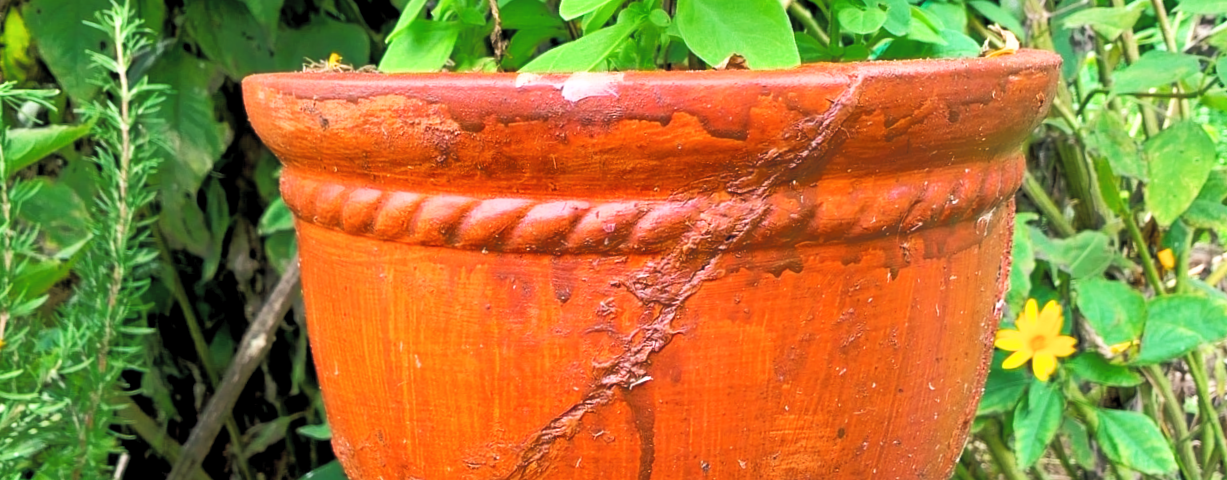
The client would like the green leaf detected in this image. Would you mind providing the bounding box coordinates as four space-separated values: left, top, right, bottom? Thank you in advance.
1177 0 1227 14
977 350 1029 416
387 0 430 43
265 231 298 275
183 0 275 81
301 461 348 480
1218 57 1227 91
12 257 73 301
1184 199 1227 231
560 0 617 21
259 197 295 235
1073 278 1145 346
275 18 371 72
835 0 888 34
877 27 979 60
581 0 622 33
1061 418 1097 470
1006 213 1036 314
150 48 232 258
1030 230 1113 279
380 20 462 72
3 123 91 176
22 0 110 102
520 17 641 72
296 422 332 441
1145 121 1217 227
501 0 565 29
1084 110 1144 180
880 0 910 36
2 10 35 84
1112 50 1201 93
18 177 91 249
922 0 966 33
1066 353 1143 387
1012 380 1065 468
503 28 567 70
241 415 299 459
1094 409 1178 474
968 1 1026 41
904 6 946 45
1061 7 1143 41
241 0 285 28
676 0 799 70
200 179 230 284
1133 294 1227 365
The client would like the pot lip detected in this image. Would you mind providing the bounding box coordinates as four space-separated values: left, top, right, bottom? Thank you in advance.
243 49 1059 88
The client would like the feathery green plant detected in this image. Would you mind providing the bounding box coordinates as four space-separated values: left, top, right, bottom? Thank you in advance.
0 1 165 476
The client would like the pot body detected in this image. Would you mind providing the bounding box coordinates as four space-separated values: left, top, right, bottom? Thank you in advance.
243 51 1058 480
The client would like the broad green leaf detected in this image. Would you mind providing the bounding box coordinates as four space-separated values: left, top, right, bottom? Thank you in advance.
977 350 1029 416
1112 51 1201 93
18 177 90 249
877 28 979 60
296 422 332 441
274 18 371 72
150 48 232 258
241 0 285 29
265 231 298 275
12 257 73 301
301 461 348 480
922 0 966 33
581 0 622 33
241 415 298 459
503 28 567 70
560 0 617 21
795 33 833 63
1084 110 1143 180
1006 213 1036 314
1145 121 1217 227
380 20 462 72
387 0 431 43
2 123 91 176
1030 230 1113 279
520 18 641 72
22 0 109 102
880 0 910 36
2 10 35 83
968 1 1026 41
259 197 295 235
835 0 888 34
1073 278 1144 346
1133 294 1227 365
1066 353 1143 386
1094 409 1178 474
1061 7 1142 41
201 179 230 284
1012 380 1065 468
1178 0 1227 14
905 6 946 45
1061 418 1096 470
1184 199 1227 231
676 0 799 70
183 0 275 81
501 0 565 29
1218 57 1227 91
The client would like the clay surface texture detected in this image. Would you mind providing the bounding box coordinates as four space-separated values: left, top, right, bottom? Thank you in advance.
243 50 1059 479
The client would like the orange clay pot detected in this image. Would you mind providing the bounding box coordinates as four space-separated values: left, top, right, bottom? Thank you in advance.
243 50 1058 480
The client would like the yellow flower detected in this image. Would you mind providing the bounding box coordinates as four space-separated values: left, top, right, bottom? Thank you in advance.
1108 339 1138 356
1157 248 1176 270
995 299 1077 381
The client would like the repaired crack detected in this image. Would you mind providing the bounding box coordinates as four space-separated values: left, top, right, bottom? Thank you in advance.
500 74 865 480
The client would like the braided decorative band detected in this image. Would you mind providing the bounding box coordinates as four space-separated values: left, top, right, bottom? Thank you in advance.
280 159 1021 254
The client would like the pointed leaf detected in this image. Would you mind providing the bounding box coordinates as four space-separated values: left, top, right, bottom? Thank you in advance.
1012 380 1065 468
1095 409 1178 474
1145 121 1216 227
676 0 799 70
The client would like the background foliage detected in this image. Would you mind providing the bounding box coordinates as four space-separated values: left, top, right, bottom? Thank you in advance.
1 0 1227 478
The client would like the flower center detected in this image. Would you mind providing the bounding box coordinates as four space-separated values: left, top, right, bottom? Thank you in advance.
1029 335 1048 351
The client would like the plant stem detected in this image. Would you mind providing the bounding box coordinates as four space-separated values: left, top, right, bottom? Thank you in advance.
953 462 976 480
1123 210 1166 296
154 230 253 480
1050 438 1081 480
982 420 1030 480
1186 350 1227 474
1023 171 1077 237
787 1 829 46
1206 255 1227 286
1142 364 1203 480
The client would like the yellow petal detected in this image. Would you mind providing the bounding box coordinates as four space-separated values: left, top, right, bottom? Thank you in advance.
1032 352 1057 382
1002 350 1032 370
1018 299 1039 332
1046 336 1078 357
1158 248 1176 270
1039 300 1064 337
1109 340 1137 355
995 329 1025 351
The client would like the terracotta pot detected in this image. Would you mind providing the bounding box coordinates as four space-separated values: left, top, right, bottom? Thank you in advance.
243 50 1059 479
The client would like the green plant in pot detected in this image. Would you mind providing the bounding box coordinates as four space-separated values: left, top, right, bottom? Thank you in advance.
241 1 1057 478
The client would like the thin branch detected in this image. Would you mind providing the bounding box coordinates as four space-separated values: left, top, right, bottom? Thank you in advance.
115 396 214 480
487 0 506 63
167 257 302 480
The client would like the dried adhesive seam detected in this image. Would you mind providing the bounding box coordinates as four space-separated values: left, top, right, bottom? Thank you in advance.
500 74 866 480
